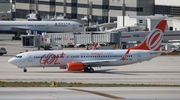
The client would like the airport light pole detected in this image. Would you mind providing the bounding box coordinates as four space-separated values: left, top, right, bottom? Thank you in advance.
122 0 125 26
63 0 67 17
87 0 90 31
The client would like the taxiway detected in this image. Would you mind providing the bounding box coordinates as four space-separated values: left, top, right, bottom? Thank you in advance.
0 34 180 100
0 87 179 100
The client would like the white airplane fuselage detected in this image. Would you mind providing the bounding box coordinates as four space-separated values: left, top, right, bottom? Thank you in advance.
8 50 160 68
0 21 83 33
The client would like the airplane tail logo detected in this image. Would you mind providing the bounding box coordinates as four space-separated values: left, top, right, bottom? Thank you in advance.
90 42 99 50
93 42 98 49
130 20 167 51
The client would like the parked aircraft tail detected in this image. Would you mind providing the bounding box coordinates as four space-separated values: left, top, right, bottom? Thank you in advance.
90 42 99 50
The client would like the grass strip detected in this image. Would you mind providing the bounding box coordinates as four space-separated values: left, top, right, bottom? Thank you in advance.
0 81 180 87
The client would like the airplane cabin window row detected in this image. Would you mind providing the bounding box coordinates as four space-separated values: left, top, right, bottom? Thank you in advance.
33 55 133 59
0 25 45 26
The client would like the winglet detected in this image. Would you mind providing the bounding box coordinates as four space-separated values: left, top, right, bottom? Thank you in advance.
120 49 130 60
129 20 167 51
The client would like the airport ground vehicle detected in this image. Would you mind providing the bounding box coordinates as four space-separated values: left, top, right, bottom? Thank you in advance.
0 47 7 56
172 47 180 52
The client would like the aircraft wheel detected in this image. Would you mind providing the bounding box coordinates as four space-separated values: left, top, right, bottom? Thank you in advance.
23 69 27 72
12 37 15 40
89 67 94 73
84 68 89 72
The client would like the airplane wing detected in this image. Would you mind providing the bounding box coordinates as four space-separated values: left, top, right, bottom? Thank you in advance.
81 59 118 65
74 49 130 66
11 27 33 31
11 27 42 32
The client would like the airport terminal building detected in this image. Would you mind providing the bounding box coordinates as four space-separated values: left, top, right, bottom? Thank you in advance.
14 0 180 23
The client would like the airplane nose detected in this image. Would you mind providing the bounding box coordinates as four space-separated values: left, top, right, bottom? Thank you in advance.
8 58 16 65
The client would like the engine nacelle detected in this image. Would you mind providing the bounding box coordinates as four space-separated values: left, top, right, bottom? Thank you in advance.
67 62 84 71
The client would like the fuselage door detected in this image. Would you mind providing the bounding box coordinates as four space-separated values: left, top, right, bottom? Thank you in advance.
137 52 141 62
73 24 76 29
45 24 49 29
28 53 33 62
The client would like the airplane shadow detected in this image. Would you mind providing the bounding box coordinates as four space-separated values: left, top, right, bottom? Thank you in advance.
29 69 180 75
28 69 139 75
94 69 139 75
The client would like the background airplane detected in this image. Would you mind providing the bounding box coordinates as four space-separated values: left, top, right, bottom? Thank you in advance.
8 20 167 73
0 21 83 40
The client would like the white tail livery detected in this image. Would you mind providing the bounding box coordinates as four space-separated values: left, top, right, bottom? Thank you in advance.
8 20 167 73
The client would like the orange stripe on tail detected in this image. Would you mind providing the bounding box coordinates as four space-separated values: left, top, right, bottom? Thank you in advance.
129 20 167 51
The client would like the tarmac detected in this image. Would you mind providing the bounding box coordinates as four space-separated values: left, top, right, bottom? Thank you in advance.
0 87 179 100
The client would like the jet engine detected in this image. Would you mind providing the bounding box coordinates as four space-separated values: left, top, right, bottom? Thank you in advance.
66 62 84 71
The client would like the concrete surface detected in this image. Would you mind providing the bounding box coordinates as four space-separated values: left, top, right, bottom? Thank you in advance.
0 87 179 100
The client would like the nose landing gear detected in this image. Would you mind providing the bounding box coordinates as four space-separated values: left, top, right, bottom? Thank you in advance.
18 66 27 72
23 69 27 72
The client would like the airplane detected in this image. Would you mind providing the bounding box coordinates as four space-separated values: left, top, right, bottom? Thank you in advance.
0 21 83 40
8 20 167 73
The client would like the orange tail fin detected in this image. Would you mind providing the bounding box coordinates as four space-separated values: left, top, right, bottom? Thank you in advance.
130 20 167 50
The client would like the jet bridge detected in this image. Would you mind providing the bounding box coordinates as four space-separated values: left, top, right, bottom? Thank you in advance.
21 35 42 48
21 30 180 49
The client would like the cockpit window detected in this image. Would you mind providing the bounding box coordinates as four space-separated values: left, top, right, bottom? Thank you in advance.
79 25 83 27
15 56 22 58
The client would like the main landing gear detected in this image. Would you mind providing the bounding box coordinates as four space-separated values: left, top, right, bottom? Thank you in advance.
12 32 21 40
84 67 94 73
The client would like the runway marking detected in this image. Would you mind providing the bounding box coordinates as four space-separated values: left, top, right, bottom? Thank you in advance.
67 88 124 99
